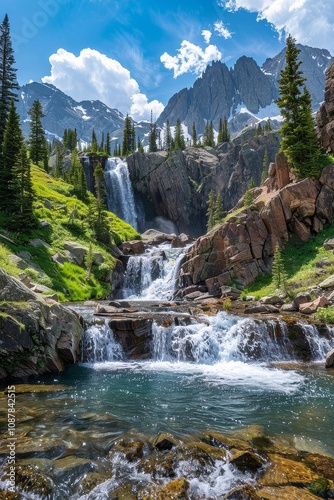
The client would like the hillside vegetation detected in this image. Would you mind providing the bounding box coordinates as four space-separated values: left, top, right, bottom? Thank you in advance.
0 165 140 301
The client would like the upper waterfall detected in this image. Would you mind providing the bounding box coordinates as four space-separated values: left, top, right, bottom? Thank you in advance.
104 157 138 230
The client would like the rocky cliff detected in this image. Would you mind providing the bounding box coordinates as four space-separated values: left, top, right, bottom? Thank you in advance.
316 62 334 153
127 130 280 237
178 155 334 295
0 268 83 379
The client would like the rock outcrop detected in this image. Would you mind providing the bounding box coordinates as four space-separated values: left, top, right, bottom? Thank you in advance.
127 130 280 237
0 268 83 379
316 61 334 153
178 157 334 293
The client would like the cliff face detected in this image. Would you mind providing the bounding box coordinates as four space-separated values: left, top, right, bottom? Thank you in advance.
178 157 334 295
127 130 280 237
316 62 334 153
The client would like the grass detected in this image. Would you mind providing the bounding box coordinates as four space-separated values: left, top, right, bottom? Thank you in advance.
244 223 334 299
0 165 140 301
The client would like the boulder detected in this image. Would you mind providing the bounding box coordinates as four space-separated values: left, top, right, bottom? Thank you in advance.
319 275 334 289
121 240 145 255
323 238 334 250
292 292 312 310
63 241 89 265
141 229 174 245
244 304 280 314
299 296 329 314
221 286 242 300
0 268 83 379
109 317 153 359
260 295 284 306
325 348 334 368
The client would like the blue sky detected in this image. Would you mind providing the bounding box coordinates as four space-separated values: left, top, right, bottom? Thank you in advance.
2 0 333 120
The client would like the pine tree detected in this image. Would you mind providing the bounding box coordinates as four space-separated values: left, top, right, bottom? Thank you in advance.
0 100 23 212
261 148 269 184
91 129 98 153
272 243 288 293
149 123 157 152
28 100 48 169
213 192 224 224
122 114 135 156
165 119 173 151
104 132 111 156
265 119 272 132
174 118 185 150
203 121 215 147
206 189 216 231
192 122 197 147
137 136 144 153
8 142 35 228
89 162 110 243
255 122 263 136
69 149 88 202
276 35 325 179
0 15 19 144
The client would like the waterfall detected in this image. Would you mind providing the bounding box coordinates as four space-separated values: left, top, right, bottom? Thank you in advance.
104 157 138 229
81 320 124 362
122 245 189 300
151 312 334 364
81 310 334 364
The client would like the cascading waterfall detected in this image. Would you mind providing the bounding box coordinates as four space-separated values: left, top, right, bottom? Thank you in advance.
151 312 334 364
122 244 189 300
81 319 124 362
104 157 138 229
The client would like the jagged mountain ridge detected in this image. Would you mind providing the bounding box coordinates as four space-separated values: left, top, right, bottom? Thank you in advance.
17 44 333 145
158 44 334 136
17 82 151 146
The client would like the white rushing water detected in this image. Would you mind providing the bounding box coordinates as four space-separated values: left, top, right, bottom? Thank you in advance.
104 157 138 229
122 244 188 300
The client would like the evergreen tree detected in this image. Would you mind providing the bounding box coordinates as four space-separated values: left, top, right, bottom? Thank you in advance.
203 121 215 147
91 129 98 153
122 114 135 156
192 122 197 147
213 192 224 224
0 100 23 212
276 35 324 179
89 162 110 243
28 100 48 169
0 15 19 143
223 117 230 142
137 137 144 153
255 122 263 136
8 142 35 228
165 119 173 151
272 243 288 293
149 123 157 152
206 189 216 231
261 148 269 184
69 149 88 202
54 144 65 179
63 128 77 150
243 179 255 207
174 118 185 150
104 132 111 156
264 119 272 132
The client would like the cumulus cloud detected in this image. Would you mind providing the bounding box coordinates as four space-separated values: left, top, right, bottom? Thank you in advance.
214 20 233 39
160 41 222 78
222 0 334 52
130 93 164 121
202 30 212 43
42 48 164 121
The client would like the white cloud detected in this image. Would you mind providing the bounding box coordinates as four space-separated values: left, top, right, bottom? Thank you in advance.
222 0 334 52
214 20 233 39
202 30 212 43
160 41 222 78
41 48 164 121
130 93 164 121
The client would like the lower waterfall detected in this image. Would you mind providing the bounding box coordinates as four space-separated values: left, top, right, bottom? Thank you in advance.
122 244 188 300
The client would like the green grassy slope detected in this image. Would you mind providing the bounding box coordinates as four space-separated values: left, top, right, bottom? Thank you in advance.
0 165 140 301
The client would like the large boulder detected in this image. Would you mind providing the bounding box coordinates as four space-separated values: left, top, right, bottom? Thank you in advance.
0 268 83 379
